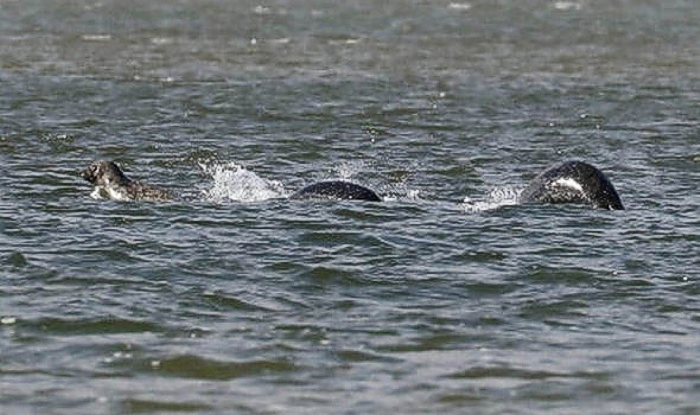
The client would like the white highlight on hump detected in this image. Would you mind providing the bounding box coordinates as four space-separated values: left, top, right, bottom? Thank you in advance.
552 177 583 193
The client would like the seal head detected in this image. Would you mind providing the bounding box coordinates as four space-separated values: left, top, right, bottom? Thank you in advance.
81 160 130 187
81 160 172 202
519 160 624 210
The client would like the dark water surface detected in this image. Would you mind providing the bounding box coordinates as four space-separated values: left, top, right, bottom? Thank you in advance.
2 1 700 413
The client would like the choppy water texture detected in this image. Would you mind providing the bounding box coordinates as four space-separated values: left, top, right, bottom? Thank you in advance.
2 1 700 414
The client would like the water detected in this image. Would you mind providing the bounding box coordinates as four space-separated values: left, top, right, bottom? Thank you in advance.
2 1 700 413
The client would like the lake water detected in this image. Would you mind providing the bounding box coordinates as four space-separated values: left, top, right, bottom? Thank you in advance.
1 1 700 413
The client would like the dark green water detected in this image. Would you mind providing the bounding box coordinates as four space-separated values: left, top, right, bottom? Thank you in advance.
2 1 700 413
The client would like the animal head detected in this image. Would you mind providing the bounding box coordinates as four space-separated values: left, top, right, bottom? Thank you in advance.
81 160 130 186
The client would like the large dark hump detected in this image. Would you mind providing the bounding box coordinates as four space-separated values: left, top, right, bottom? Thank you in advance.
293 180 381 202
519 160 624 210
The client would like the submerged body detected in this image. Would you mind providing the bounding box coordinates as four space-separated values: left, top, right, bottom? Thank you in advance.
519 160 624 210
293 180 381 202
81 160 172 202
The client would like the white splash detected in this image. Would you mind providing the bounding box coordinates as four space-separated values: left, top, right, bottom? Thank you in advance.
81 34 111 41
1 317 17 325
461 186 522 213
448 3 472 11
379 187 421 202
553 1 582 11
200 161 289 203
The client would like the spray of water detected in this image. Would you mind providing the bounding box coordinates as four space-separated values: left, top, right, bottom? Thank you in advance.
199 161 289 203
461 185 523 213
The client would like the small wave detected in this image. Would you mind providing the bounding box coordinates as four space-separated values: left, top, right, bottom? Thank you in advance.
461 186 523 213
152 354 297 380
199 161 289 203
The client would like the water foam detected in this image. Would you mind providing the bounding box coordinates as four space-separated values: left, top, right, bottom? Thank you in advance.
200 161 289 203
461 186 523 213
378 186 421 202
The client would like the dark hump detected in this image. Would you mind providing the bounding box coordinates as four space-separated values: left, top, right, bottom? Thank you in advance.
293 181 381 201
519 160 624 210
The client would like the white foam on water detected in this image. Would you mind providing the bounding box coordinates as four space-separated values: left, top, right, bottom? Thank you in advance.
1 317 17 325
380 187 421 202
200 161 289 203
553 1 582 11
461 186 523 213
448 3 472 11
